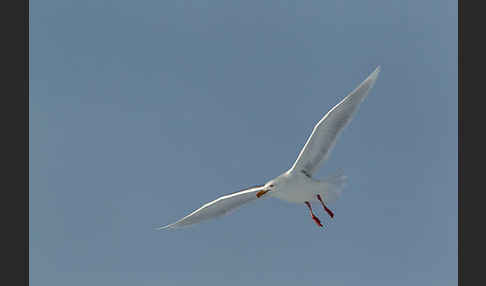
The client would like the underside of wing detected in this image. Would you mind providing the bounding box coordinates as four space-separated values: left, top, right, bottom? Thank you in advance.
156 185 264 230
290 67 380 176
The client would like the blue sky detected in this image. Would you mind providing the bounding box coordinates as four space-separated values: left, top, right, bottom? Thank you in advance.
30 1 457 285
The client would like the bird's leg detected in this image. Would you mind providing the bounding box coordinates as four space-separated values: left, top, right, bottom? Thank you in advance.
305 201 323 227
317 194 334 218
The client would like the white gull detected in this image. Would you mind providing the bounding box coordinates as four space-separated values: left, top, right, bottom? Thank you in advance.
157 66 380 229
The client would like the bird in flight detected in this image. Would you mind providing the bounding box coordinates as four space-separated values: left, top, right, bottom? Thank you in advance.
157 66 380 229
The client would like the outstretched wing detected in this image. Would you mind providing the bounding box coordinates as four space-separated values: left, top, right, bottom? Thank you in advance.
290 66 380 177
156 185 265 230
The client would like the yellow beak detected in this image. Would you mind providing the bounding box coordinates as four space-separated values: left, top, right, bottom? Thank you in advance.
256 189 270 198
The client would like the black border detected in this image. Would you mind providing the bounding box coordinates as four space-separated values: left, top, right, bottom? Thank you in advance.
459 0 482 285
2 0 28 284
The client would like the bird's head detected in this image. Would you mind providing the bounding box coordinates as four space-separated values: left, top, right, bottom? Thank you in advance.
256 181 276 198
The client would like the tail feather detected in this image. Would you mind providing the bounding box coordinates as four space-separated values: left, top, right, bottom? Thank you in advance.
321 170 348 203
326 169 348 186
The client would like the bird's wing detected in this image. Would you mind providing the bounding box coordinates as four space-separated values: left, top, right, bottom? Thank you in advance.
156 185 265 230
290 66 380 177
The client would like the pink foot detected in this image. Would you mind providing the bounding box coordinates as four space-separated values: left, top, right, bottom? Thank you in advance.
317 194 334 218
305 201 324 228
312 215 323 227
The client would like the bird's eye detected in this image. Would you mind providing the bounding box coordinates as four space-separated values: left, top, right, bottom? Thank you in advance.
269 184 275 187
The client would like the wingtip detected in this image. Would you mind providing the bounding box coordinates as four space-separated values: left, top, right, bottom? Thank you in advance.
153 224 174 231
369 66 381 79
362 66 380 88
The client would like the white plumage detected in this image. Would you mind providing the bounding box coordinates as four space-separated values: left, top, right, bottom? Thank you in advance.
157 66 380 230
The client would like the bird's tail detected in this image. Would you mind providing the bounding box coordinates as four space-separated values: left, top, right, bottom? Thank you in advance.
320 169 348 203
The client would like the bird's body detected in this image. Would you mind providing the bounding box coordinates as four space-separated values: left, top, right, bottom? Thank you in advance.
266 170 345 204
157 66 380 230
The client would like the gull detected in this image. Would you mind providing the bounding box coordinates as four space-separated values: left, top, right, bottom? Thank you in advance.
157 66 380 230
